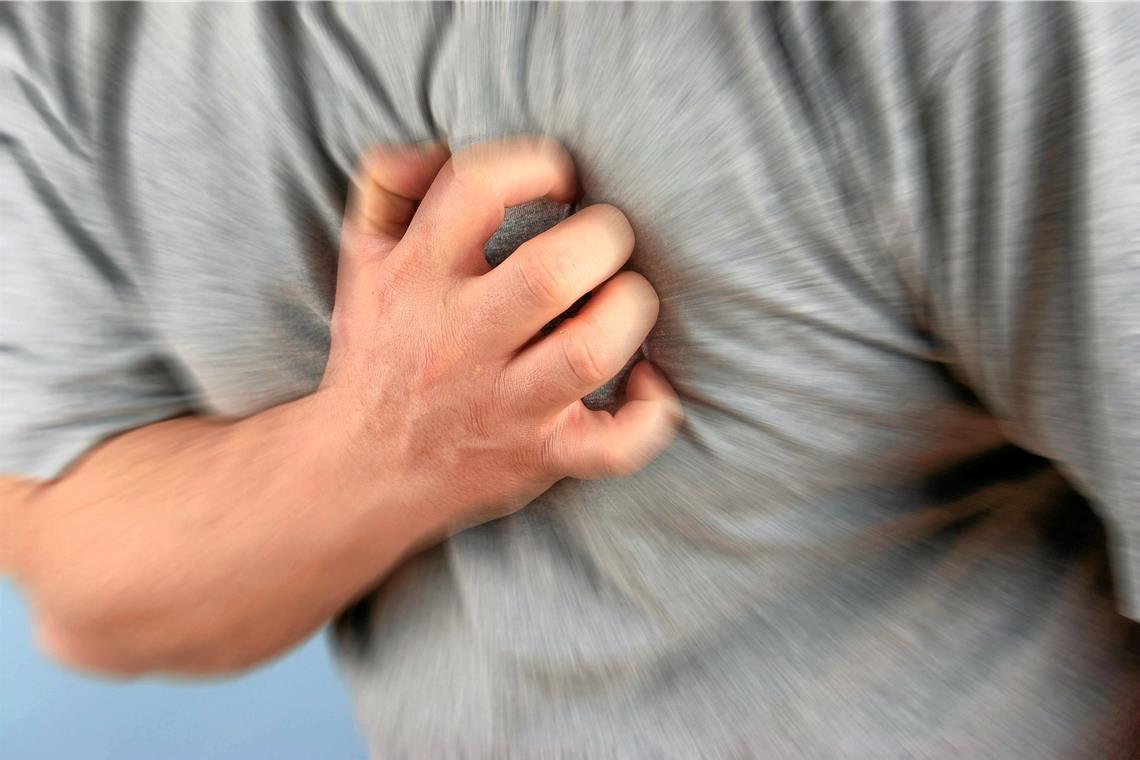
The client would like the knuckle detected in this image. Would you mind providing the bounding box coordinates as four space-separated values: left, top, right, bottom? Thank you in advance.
379 264 421 302
467 293 514 337
561 330 609 388
502 134 567 163
533 137 574 174
540 242 579 282
536 411 576 476
461 401 494 441
536 440 558 476
517 255 568 308
485 362 522 417
489 366 519 412
529 429 561 476
503 421 550 478
383 246 436 291
524 134 563 154
446 151 491 197
354 150 385 186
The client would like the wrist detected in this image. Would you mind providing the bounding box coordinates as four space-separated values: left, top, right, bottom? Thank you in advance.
294 386 445 564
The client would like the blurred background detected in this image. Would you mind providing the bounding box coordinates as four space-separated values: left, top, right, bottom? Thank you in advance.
0 581 365 759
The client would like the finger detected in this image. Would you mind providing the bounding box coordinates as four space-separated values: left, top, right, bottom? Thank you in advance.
463 203 634 354
504 270 659 413
337 141 451 305
346 141 451 240
402 136 579 275
550 361 683 480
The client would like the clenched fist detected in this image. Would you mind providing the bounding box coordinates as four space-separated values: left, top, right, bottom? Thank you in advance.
318 136 682 537
4 136 681 676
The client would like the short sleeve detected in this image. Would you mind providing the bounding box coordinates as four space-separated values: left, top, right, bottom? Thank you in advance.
909 5 1140 618
1 5 190 480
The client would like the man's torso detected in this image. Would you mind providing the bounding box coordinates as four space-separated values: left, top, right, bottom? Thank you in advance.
7 4 1139 756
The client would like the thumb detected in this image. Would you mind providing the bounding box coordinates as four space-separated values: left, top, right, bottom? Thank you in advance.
333 141 451 338
346 140 451 241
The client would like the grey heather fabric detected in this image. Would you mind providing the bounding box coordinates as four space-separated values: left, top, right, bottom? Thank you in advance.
3 3 1139 757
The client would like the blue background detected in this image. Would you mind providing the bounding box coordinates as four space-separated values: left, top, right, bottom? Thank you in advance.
0 581 366 759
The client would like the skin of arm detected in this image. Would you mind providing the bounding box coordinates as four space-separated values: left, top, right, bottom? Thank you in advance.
0 137 682 677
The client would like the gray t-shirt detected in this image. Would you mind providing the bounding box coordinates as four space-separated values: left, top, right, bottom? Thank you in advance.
3 3 1138 757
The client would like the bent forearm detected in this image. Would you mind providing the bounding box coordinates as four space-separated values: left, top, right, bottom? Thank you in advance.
9 390 437 676
2 138 681 679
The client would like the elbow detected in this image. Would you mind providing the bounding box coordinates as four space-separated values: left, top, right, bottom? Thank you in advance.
34 612 149 679
32 606 275 679
23 548 308 677
25 575 190 677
